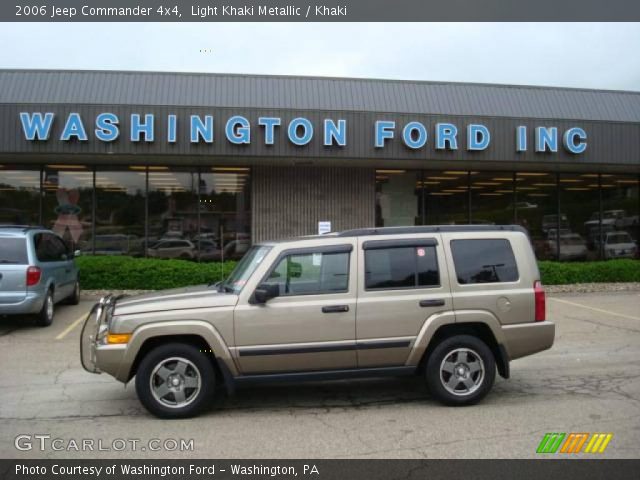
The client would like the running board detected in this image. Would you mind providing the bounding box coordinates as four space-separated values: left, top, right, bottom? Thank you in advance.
233 366 417 387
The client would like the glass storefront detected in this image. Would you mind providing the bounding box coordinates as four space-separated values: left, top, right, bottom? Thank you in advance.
93 167 147 256
1 164 252 262
375 168 639 261
424 170 470 225
0 165 40 225
42 165 93 251
1 163 637 263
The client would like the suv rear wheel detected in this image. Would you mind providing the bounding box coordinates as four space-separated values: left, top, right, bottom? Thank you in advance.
135 343 216 418
425 335 495 406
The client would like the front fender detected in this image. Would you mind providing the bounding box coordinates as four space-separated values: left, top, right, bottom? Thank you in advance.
115 320 238 382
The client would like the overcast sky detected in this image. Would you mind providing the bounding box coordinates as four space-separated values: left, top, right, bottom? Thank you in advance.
1 23 639 90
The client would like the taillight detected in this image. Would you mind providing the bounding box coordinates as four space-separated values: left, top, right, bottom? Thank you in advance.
534 280 546 322
26 266 41 287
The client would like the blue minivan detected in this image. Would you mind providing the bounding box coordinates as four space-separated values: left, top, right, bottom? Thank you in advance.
0 226 80 326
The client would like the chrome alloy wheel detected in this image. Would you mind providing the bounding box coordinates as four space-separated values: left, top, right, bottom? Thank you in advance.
149 357 202 409
439 348 485 396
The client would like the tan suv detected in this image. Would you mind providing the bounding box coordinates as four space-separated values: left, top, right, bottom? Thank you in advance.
81 226 554 418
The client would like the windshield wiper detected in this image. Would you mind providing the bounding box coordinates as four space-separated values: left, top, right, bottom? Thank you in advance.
0 260 19 264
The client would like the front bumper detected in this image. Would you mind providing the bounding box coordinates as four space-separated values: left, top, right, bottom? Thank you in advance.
80 295 126 377
0 291 45 315
501 321 555 360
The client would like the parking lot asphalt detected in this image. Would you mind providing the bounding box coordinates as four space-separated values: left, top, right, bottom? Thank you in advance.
1 291 639 459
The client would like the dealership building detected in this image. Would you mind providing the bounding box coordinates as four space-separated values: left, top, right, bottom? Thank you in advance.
0 69 638 262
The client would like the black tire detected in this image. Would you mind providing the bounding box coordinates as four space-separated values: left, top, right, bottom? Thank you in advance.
65 281 80 305
425 334 496 406
35 289 54 327
135 343 216 419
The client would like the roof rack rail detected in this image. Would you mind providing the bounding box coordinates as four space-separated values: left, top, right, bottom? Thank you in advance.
335 225 527 237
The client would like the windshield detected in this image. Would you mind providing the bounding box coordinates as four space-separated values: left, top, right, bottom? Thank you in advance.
219 245 272 294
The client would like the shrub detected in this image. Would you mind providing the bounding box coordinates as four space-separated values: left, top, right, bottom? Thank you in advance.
75 255 237 290
75 256 639 290
539 259 640 285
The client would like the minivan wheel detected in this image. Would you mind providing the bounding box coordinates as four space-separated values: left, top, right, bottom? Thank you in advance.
35 289 55 327
425 335 495 406
135 343 216 419
66 281 80 305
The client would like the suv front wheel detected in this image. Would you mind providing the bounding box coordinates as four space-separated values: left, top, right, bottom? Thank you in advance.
425 335 496 406
135 343 216 418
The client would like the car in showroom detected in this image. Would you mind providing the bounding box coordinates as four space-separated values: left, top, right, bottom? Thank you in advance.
81 225 554 418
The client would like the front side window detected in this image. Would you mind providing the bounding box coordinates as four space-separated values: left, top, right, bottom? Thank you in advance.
451 239 519 284
365 246 439 290
266 251 350 296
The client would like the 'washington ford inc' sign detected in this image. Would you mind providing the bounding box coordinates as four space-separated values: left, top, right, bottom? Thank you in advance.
18 112 588 154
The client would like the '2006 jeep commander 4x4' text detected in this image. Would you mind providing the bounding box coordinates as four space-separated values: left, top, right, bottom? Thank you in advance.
81 226 554 418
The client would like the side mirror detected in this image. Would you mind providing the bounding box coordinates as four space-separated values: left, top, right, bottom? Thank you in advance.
253 283 280 304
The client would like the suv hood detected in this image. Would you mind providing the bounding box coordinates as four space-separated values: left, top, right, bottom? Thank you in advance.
113 285 238 316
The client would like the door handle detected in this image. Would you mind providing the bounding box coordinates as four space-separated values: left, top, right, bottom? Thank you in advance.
322 305 349 313
419 299 445 308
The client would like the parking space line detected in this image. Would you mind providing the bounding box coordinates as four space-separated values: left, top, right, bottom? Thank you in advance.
549 297 640 321
55 313 88 340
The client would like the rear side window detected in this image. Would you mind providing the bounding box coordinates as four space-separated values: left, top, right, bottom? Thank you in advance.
365 246 439 290
0 237 28 264
34 233 68 262
451 239 518 284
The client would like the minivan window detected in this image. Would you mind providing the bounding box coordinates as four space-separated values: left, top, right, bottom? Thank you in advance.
0 237 28 264
266 251 349 296
34 233 67 262
365 246 439 290
451 239 518 284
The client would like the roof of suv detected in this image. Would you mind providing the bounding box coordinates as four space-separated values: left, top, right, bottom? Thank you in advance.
262 225 528 245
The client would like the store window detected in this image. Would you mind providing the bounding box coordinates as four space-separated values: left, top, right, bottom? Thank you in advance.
423 170 470 225
147 167 199 260
601 174 639 260
515 172 560 260
375 170 422 227
0 165 41 225
198 168 251 262
559 173 600 260
92 167 147 256
470 171 514 225
42 165 93 251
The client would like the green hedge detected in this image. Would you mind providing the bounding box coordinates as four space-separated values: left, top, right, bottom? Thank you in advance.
75 256 237 290
75 256 639 290
538 259 640 285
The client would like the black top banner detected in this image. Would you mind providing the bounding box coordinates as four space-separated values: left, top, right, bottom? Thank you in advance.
3 0 640 21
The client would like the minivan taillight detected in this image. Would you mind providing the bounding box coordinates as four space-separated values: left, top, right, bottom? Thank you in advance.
534 280 546 322
26 266 41 287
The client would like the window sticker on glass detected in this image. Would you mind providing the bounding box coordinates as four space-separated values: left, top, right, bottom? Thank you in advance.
312 253 323 266
417 248 426 257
